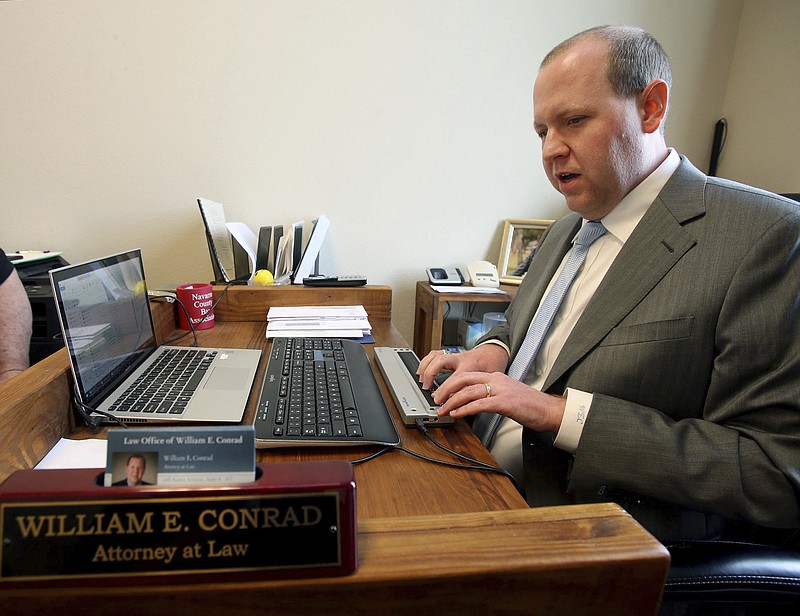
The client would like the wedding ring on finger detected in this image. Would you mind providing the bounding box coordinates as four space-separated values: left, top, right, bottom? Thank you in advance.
484 382 492 398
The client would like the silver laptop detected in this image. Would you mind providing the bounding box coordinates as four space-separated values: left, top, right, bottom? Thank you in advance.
373 347 454 427
49 249 261 425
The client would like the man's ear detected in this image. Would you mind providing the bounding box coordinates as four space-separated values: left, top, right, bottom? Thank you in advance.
639 79 669 134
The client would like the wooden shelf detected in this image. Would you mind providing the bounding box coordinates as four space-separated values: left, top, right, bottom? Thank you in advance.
413 281 518 357
211 284 393 322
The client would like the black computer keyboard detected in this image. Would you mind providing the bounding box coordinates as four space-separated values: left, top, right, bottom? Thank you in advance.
253 338 400 448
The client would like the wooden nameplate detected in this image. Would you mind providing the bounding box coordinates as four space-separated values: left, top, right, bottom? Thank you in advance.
0 461 356 586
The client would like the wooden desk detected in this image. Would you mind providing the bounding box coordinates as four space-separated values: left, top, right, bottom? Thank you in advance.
0 286 669 615
413 280 518 358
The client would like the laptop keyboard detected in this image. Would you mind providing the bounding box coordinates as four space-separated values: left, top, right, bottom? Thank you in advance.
254 337 401 447
108 348 217 415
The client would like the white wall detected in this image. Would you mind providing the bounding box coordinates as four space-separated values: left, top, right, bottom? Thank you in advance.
717 0 800 193
1 0 746 342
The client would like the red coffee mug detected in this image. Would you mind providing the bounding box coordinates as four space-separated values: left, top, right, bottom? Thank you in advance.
176 283 215 330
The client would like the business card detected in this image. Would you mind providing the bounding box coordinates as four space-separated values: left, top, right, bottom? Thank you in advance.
104 426 255 487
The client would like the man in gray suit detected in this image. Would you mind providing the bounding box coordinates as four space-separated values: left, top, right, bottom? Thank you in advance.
418 25 800 542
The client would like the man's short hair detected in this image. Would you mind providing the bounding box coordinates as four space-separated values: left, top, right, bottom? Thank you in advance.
126 453 146 467
542 25 673 98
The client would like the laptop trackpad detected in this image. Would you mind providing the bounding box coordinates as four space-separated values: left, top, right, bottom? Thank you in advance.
204 366 251 390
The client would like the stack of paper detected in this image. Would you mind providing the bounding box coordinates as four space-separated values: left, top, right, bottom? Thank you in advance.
266 305 372 339
432 285 507 294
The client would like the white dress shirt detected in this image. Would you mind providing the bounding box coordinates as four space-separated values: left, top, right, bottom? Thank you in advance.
489 149 681 486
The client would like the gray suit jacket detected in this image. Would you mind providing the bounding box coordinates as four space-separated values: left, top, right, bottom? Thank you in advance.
485 157 800 540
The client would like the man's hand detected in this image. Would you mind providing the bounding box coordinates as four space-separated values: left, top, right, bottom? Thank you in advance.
431 370 566 434
417 343 509 391
417 344 566 434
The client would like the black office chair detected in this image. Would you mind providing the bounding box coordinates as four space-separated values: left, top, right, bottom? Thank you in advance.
660 539 800 615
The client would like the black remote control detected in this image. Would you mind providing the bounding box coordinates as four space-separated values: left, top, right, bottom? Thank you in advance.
303 275 367 287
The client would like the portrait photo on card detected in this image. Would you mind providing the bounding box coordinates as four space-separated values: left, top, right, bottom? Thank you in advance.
497 219 553 284
111 451 157 486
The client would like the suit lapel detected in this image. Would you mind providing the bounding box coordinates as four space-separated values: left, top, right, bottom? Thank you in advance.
544 158 706 389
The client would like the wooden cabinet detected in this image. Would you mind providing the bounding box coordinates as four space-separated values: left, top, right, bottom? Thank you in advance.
413 281 518 357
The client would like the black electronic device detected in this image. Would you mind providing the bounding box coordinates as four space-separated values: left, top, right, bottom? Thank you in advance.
426 267 465 286
292 215 329 284
373 346 454 427
708 118 727 177
255 226 272 271
303 275 367 287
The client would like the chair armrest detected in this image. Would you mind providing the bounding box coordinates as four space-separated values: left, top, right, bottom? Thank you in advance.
664 540 800 605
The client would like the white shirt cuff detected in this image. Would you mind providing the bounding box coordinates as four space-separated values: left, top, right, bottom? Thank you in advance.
554 387 594 454
477 339 510 355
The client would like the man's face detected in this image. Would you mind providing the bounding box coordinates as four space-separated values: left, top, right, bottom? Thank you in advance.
533 39 647 220
125 457 145 485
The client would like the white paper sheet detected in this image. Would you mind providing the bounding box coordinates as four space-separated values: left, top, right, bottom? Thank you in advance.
226 222 258 283
34 438 108 469
267 305 369 319
432 285 507 294
267 329 367 339
265 305 371 339
266 318 370 331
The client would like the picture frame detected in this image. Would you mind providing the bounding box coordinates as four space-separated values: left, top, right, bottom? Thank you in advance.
497 219 553 285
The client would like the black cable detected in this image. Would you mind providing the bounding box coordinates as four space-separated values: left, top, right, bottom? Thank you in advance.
172 295 198 345
150 276 246 346
159 326 194 345
395 444 515 483
151 296 199 346
349 445 397 465
191 275 247 322
414 419 520 490
72 395 128 430
347 422 519 490
467 301 476 319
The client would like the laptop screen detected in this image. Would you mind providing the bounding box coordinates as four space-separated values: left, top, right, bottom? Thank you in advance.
50 249 158 406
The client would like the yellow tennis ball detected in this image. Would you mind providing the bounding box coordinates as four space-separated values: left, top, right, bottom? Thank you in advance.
253 269 274 286
133 281 147 295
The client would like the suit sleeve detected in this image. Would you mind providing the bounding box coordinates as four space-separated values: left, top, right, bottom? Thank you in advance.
568 208 800 528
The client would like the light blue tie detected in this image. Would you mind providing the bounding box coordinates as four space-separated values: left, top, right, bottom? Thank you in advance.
473 220 607 447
